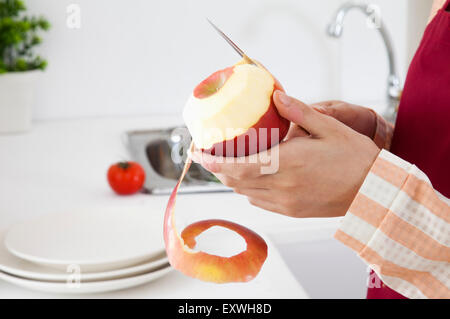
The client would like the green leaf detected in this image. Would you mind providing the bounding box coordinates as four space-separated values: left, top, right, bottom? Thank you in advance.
37 59 47 70
31 35 41 45
37 18 50 30
15 58 27 71
0 0 49 72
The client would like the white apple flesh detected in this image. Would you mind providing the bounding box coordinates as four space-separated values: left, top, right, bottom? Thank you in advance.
183 60 289 156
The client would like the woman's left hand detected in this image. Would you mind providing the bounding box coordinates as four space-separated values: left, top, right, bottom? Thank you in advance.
191 91 380 218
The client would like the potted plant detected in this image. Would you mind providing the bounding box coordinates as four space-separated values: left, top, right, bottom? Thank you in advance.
0 0 49 133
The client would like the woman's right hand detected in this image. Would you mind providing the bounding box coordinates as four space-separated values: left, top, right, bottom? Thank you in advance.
311 101 377 139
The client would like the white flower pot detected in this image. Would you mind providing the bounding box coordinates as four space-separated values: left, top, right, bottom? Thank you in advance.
0 71 39 133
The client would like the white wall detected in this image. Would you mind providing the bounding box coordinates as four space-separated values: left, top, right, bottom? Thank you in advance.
26 0 430 121
406 0 434 63
339 0 408 104
339 0 432 106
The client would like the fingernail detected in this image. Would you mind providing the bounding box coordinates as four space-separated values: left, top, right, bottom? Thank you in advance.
276 91 293 107
314 106 326 113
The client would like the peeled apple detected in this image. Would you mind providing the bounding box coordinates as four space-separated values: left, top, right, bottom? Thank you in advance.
163 59 289 283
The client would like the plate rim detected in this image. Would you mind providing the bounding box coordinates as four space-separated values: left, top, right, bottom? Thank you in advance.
0 264 173 294
3 208 164 269
0 228 168 282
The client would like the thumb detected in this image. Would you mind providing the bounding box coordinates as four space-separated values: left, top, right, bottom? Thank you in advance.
273 90 331 137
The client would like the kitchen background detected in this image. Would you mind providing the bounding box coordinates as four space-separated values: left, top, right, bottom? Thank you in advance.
27 0 431 120
0 0 435 298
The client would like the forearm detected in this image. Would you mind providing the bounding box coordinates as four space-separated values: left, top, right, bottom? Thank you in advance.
335 150 450 299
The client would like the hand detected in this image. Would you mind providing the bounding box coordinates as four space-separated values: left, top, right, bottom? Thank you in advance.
191 91 380 218
311 100 377 139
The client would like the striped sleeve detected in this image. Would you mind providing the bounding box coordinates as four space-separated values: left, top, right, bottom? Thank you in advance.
370 110 394 150
335 149 450 299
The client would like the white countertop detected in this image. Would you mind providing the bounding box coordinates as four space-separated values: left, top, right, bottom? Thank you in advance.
0 116 342 298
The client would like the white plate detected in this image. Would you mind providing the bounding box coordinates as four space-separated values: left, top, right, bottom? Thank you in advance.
0 229 168 282
0 265 172 294
4 207 165 272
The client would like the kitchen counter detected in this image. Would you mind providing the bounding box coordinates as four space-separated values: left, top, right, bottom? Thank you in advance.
0 116 343 298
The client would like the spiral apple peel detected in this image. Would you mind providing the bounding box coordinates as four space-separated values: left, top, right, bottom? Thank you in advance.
163 148 268 283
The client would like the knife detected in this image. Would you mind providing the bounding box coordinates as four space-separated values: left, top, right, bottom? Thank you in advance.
206 19 257 66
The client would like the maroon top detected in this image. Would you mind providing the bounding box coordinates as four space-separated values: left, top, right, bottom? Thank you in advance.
367 0 450 299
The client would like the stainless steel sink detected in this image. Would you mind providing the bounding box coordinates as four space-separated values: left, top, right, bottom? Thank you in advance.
126 127 231 194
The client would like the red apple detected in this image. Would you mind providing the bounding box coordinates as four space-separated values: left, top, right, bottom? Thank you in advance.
183 60 289 156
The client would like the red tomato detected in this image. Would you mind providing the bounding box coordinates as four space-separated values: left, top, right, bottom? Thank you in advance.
107 161 145 195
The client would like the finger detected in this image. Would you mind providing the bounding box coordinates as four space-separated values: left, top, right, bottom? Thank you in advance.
246 197 289 216
311 101 335 115
233 187 269 198
274 90 333 137
311 101 351 123
284 122 310 140
214 174 269 189
311 101 376 138
310 100 341 111
191 149 271 179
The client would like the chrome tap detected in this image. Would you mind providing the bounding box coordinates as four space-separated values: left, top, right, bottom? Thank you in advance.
327 1 402 123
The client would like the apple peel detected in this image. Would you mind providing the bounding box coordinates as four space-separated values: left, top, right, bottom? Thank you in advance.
163 144 268 283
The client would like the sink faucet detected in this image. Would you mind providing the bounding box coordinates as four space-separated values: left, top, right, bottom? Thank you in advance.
327 1 402 123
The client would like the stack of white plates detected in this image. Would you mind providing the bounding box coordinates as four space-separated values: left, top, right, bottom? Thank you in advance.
0 207 172 294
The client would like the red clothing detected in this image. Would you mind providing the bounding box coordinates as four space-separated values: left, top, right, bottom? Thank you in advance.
366 0 450 299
